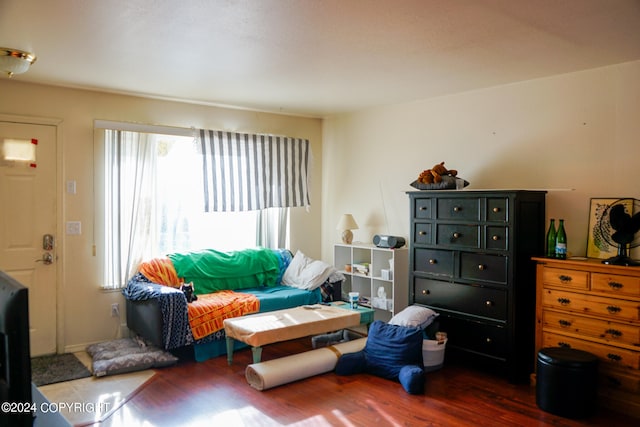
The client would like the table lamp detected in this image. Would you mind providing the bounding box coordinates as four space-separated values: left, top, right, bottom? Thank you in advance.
337 214 359 244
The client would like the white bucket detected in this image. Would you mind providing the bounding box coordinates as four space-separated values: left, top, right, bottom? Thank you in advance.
423 339 447 372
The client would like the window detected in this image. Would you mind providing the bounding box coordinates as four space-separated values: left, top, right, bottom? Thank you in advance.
95 124 296 290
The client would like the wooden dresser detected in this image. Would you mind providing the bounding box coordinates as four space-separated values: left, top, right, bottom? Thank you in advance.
407 190 546 383
533 257 640 417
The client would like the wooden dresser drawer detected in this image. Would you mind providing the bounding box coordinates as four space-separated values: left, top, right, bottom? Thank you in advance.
436 197 480 221
436 224 480 248
542 267 589 290
414 198 432 219
543 332 640 370
592 273 640 297
437 314 507 359
460 252 507 284
414 248 453 277
542 289 640 321
414 223 432 245
485 226 508 250
415 278 507 321
601 365 640 394
486 198 508 222
542 309 640 346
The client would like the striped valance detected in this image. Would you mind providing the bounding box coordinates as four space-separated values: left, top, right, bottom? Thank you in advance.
198 129 312 212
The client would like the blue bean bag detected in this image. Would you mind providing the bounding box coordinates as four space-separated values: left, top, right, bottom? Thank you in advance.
335 320 425 394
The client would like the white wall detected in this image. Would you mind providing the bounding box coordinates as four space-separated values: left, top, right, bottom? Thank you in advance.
321 60 640 263
0 80 322 351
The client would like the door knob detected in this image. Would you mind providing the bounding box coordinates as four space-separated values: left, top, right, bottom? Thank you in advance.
36 252 53 265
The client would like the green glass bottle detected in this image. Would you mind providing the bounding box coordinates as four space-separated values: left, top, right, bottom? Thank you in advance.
546 219 556 258
555 219 567 259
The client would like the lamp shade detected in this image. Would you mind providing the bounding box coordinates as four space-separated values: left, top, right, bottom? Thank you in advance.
336 214 358 231
0 48 37 77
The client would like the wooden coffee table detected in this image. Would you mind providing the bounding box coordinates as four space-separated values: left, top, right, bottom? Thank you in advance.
224 304 362 364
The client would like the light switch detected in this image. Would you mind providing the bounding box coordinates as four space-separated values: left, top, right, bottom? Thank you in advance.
66 221 82 235
66 180 77 194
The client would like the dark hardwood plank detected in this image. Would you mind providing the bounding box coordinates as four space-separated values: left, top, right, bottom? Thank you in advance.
92 338 637 426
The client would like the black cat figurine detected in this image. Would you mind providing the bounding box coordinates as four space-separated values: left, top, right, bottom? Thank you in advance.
180 282 198 303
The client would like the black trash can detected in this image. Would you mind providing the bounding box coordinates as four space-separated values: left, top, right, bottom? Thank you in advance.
536 347 598 419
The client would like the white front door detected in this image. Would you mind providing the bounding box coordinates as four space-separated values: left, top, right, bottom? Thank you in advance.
0 120 58 356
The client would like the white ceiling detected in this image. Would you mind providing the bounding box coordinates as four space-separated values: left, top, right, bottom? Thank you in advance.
1 0 639 117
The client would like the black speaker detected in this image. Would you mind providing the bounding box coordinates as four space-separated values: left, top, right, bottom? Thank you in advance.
373 235 406 248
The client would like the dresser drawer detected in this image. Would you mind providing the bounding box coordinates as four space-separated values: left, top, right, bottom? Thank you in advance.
542 289 640 321
601 365 640 394
486 226 508 250
436 197 480 221
543 332 640 370
486 198 508 222
413 223 432 245
542 267 589 290
414 198 432 219
542 309 640 346
592 273 640 297
436 224 480 248
438 314 507 359
460 253 507 284
414 248 453 277
415 278 507 321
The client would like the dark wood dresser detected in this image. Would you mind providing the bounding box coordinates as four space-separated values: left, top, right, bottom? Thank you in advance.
407 190 546 382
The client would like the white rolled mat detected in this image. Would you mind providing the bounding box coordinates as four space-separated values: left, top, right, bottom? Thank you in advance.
245 338 366 390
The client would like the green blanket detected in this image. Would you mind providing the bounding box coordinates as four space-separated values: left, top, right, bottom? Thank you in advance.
168 248 280 295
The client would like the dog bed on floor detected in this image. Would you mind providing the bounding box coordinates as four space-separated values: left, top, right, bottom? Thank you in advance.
86 336 178 377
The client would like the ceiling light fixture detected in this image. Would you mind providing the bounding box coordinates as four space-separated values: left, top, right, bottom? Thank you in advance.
0 48 37 78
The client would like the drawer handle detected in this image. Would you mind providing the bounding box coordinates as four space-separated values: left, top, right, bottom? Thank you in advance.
557 297 571 306
421 289 430 295
607 353 622 362
452 232 461 239
607 306 622 314
558 342 571 348
485 300 493 307
453 206 462 212
429 259 437 264
558 275 572 283
419 206 427 211
558 319 572 328
492 235 500 241
608 281 623 290
605 376 622 387
605 328 622 337
478 264 486 271
485 338 492 344
492 207 500 213
418 231 427 236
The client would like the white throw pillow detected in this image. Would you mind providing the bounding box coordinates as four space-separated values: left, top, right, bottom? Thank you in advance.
389 305 439 329
282 250 335 290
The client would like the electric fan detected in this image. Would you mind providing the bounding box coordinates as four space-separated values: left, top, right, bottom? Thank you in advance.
595 198 640 266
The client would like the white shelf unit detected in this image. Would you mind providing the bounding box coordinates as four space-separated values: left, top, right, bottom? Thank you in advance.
333 243 408 322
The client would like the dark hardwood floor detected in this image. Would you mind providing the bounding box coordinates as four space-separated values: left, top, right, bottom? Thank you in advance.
93 338 637 427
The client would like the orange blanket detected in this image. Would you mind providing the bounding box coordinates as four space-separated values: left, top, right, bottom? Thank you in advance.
186 291 260 340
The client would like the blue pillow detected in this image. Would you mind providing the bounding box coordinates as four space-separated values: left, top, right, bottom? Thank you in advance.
335 321 425 394
364 321 423 380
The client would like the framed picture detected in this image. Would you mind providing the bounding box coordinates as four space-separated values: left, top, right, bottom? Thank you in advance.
586 198 632 259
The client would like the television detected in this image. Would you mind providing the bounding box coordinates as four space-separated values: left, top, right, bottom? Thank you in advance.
0 270 33 427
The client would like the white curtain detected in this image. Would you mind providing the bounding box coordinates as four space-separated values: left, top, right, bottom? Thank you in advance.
104 130 157 288
257 207 289 249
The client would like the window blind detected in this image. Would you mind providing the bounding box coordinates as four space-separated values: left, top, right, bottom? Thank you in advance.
198 129 311 212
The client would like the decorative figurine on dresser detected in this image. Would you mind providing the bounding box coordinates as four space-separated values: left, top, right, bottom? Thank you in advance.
407 190 546 383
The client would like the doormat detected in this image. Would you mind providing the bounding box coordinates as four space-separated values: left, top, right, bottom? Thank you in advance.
31 353 91 386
